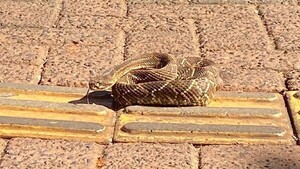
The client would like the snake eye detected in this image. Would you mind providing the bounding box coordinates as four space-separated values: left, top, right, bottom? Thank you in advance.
89 81 100 90
93 82 103 90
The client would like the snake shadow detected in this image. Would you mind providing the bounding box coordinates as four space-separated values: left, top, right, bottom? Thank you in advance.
68 91 116 109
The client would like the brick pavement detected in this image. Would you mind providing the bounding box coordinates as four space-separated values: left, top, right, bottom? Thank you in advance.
0 0 300 168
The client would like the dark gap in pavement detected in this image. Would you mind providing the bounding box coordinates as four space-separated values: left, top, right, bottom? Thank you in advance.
282 92 299 143
37 47 50 85
255 5 278 50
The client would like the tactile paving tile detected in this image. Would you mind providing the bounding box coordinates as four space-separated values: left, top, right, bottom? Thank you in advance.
0 82 115 143
286 91 300 144
114 91 294 144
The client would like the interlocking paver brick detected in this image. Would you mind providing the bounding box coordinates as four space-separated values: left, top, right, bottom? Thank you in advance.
207 50 300 72
219 65 285 92
40 30 124 87
259 5 300 50
131 0 298 3
189 0 298 4
57 0 126 29
40 29 122 46
195 5 272 51
261 51 300 71
0 43 47 84
127 4 194 32
0 43 47 66
125 30 199 58
206 50 268 69
57 15 125 29
0 64 41 84
0 0 61 28
259 5 300 33
63 0 126 17
286 71 300 90
41 34 124 87
99 143 198 169
0 138 104 169
128 3 181 18
128 0 187 4
201 145 300 168
255 0 298 4
274 33 300 51
0 139 7 156
127 14 193 33
0 27 43 45
128 3 248 42
128 3 181 16
191 0 252 4
206 51 286 92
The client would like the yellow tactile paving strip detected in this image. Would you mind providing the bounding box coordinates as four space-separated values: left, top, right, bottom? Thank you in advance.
0 82 296 145
114 92 295 145
286 91 300 144
0 83 115 144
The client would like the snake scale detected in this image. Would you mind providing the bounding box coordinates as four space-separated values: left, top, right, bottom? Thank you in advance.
89 53 222 106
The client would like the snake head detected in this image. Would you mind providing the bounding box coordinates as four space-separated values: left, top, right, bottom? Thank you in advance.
88 68 115 91
88 76 115 91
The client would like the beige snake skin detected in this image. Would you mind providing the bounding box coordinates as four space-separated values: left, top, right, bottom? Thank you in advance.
89 53 222 106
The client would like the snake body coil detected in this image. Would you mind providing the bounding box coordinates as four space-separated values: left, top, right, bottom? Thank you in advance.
89 53 221 106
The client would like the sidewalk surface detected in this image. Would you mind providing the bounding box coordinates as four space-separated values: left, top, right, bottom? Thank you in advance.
0 0 300 168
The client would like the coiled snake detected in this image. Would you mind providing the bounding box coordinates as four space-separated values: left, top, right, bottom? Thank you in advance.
89 53 222 106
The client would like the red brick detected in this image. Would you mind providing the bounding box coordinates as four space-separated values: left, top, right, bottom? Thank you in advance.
0 0 61 28
63 0 126 17
195 5 272 51
201 145 300 169
259 5 300 50
207 50 300 71
41 40 124 87
0 138 104 169
99 143 198 169
125 30 200 58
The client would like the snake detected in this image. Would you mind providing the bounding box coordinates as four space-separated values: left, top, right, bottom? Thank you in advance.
88 53 222 106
